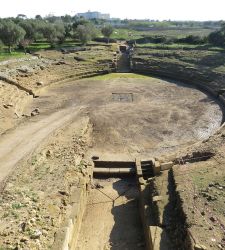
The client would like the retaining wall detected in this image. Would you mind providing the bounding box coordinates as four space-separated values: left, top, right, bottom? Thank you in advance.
51 177 90 250
135 159 172 250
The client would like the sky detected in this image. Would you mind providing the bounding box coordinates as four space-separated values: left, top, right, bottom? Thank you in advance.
0 0 225 21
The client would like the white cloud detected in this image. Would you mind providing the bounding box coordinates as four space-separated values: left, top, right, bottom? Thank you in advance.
0 0 224 20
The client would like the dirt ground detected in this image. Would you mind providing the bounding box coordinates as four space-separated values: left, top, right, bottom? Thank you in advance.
170 123 225 249
0 107 83 183
30 73 223 160
0 73 223 249
0 114 92 249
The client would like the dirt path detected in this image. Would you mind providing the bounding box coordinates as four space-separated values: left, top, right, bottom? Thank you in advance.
76 178 145 250
0 106 83 184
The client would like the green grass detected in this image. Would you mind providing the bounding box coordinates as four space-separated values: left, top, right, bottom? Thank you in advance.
111 28 143 40
136 43 224 52
91 73 151 80
111 28 215 40
134 47 225 71
137 43 199 49
0 40 86 61
0 51 28 61
140 28 214 38
11 202 25 209
28 42 51 50
28 40 82 51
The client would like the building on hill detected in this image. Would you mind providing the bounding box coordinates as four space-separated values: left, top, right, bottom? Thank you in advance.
76 11 110 20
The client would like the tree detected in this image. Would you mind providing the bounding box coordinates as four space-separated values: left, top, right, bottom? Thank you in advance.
61 15 72 23
35 15 42 20
101 25 114 43
45 15 60 23
19 39 31 54
17 14 27 19
208 31 225 47
64 23 73 39
55 22 66 44
76 23 97 45
40 22 65 47
221 22 225 31
0 39 3 51
19 20 42 41
0 20 26 53
208 22 225 47
72 17 89 30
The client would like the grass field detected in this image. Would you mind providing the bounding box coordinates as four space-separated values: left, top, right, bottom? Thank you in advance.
111 27 216 40
0 40 85 61
136 43 224 51
0 51 28 62
28 40 83 51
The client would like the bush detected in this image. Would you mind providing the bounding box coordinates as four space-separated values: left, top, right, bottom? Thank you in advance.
93 37 117 43
175 35 206 44
128 35 169 45
208 22 225 47
208 31 225 47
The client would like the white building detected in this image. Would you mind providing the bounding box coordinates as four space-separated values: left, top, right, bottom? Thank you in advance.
77 11 110 20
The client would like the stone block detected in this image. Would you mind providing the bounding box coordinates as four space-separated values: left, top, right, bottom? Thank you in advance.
150 226 163 250
153 196 163 202
194 244 207 250
138 177 146 185
70 188 83 203
153 161 161 175
160 161 173 171
69 203 80 224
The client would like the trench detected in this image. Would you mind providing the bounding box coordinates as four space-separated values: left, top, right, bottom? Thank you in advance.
74 160 160 250
76 177 145 250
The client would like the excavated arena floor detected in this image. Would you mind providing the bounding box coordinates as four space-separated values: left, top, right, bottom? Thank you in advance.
28 74 223 249
32 74 223 160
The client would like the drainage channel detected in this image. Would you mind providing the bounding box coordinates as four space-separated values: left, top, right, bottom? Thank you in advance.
75 176 145 250
75 160 163 250
75 160 145 250
74 159 173 250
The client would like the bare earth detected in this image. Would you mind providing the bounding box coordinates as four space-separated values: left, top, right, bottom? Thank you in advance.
31 75 222 160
